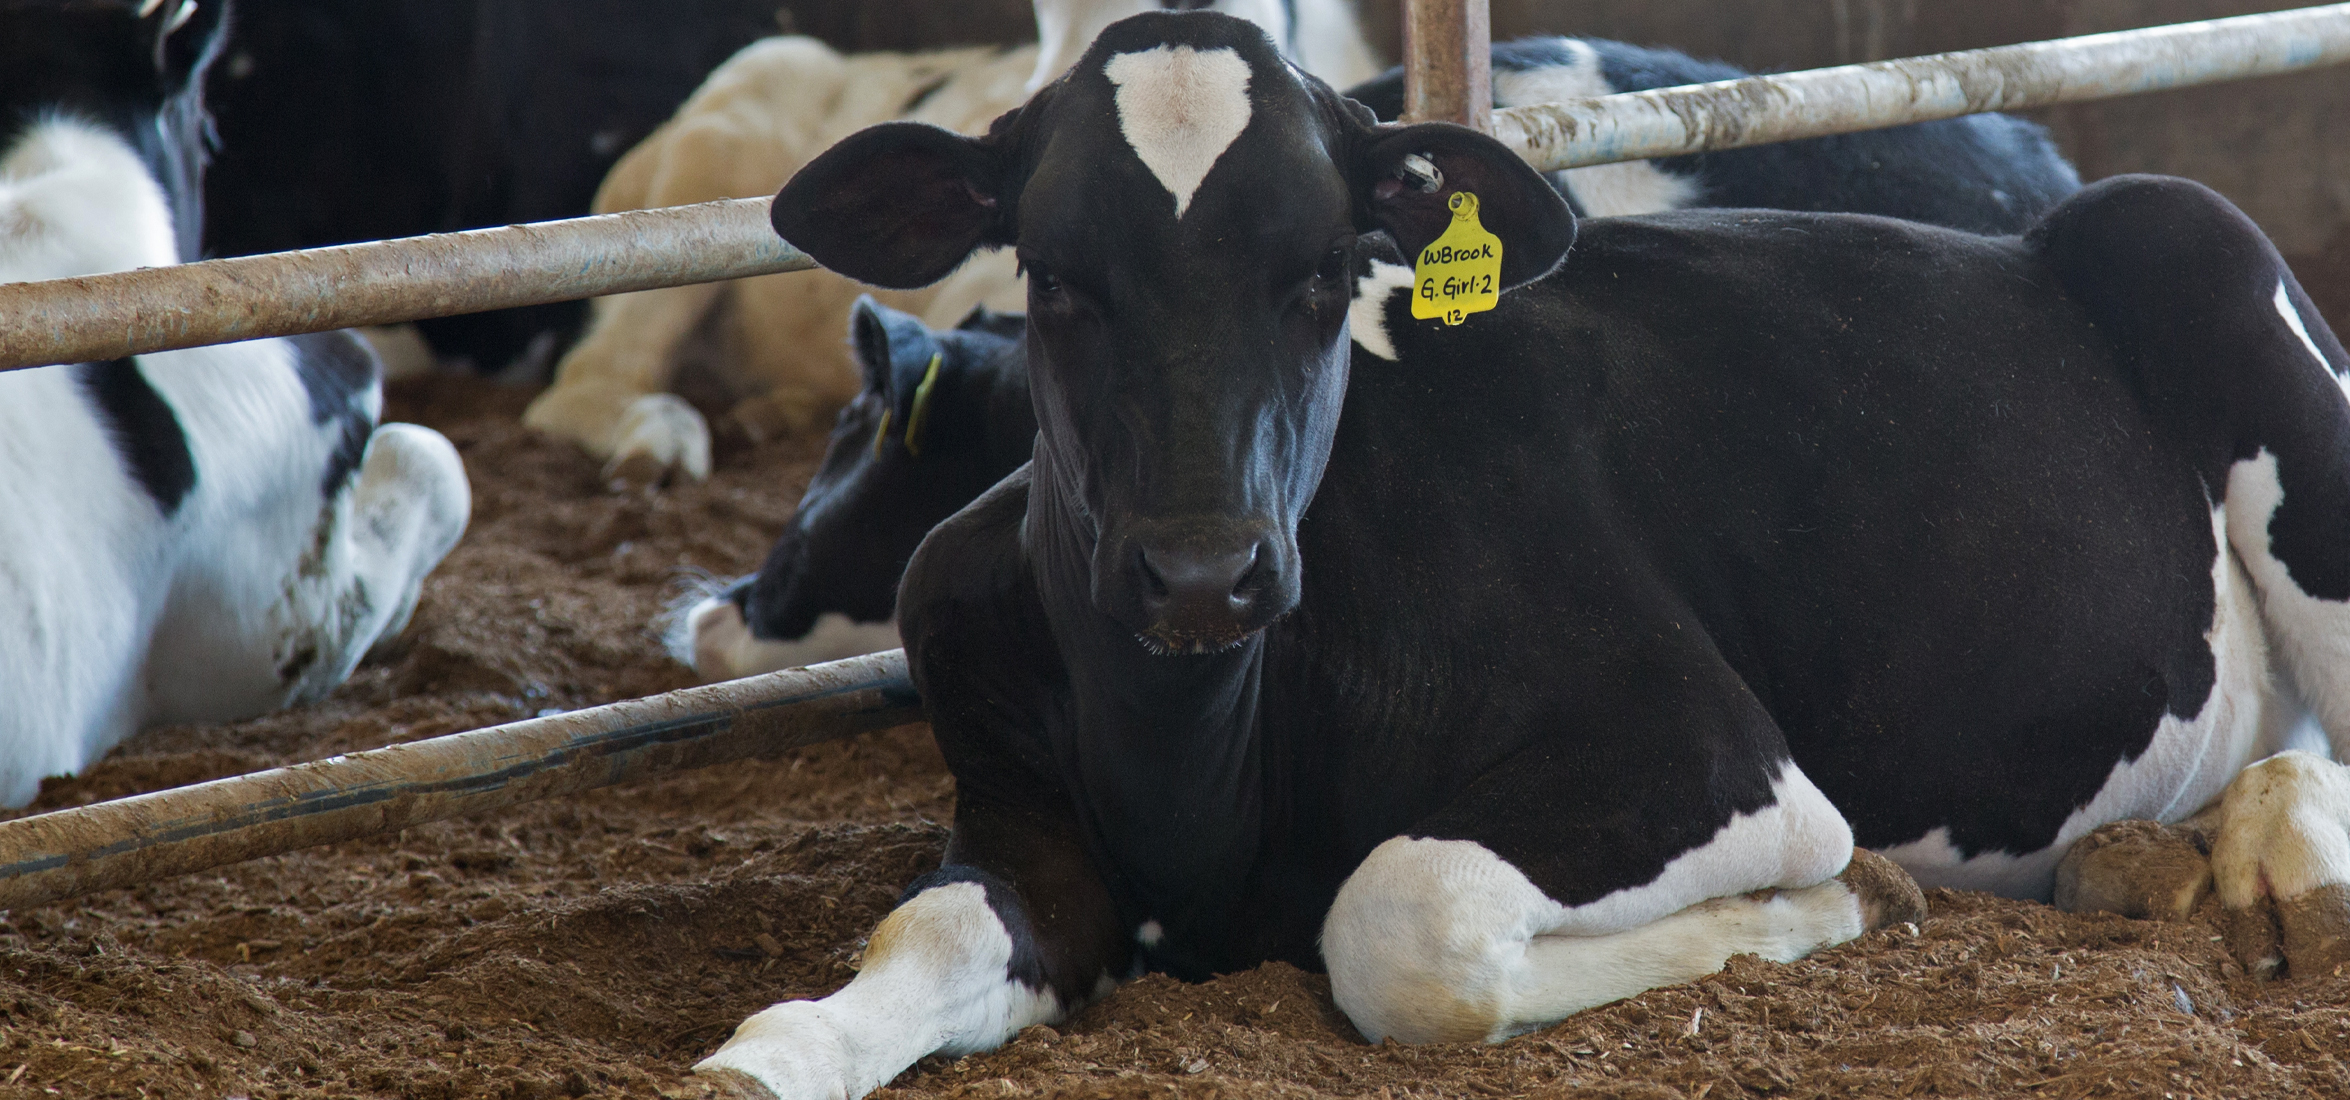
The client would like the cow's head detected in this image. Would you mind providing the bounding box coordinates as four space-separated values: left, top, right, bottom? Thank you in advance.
0 0 230 262
723 298 1028 648
777 12 1571 655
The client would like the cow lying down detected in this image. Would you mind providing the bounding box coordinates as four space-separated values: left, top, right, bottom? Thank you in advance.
688 13 2350 1099
0 0 469 808
522 0 1378 488
680 38 2081 680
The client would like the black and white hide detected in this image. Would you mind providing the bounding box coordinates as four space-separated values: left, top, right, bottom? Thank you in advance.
685 13 2350 1100
0 0 470 807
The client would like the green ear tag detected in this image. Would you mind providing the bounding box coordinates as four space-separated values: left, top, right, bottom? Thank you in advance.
1410 191 1503 326
902 352 943 458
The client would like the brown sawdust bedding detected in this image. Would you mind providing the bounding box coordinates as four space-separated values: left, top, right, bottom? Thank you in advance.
3 373 2349 1100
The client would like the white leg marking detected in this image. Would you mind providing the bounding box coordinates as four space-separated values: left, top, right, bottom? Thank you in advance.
1491 44 1699 217
1885 500 2282 898
681 596 901 681
1323 836 1863 1044
2210 750 2350 907
1103 46 1254 220
1348 260 1416 362
697 882 1059 1100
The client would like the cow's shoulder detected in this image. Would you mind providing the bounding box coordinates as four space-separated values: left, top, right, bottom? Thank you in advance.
900 463 1064 783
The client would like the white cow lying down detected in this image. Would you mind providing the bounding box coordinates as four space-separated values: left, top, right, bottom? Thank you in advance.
0 117 469 807
521 0 1378 484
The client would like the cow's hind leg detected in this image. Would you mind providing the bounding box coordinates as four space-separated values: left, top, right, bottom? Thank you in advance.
2038 175 2350 977
1324 838 1922 1044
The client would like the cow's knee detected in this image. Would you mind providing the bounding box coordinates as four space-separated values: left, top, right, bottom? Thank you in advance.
1322 836 1560 1044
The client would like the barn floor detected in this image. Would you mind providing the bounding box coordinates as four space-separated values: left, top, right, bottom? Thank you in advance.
5 373 2350 1100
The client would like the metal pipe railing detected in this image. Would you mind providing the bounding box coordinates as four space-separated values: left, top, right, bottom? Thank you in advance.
1496 1 2350 173
1 6 2346 373
0 197 808 372
0 651 917 911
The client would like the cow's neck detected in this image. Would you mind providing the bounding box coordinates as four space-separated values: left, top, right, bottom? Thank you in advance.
1025 450 1269 924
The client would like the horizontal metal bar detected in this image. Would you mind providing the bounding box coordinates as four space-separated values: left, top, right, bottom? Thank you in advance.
3 6 2347 371
0 197 811 371
0 650 918 911
1495 2 2350 172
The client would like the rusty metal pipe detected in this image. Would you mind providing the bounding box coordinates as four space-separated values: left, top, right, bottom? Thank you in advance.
1495 2 2350 173
1402 0 1492 130
0 651 918 911
0 197 809 372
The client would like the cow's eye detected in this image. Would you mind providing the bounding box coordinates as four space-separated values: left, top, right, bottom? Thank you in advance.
1313 247 1349 286
1031 268 1063 296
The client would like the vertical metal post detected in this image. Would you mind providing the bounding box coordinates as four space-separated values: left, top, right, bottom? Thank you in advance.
1402 0 1492 130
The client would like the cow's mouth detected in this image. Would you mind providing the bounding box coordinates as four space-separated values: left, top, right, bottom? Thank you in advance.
1135 622 1258 657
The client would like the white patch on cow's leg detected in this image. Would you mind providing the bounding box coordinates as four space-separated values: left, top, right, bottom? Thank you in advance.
680 595 902 681
1489 43 1698 218
604 392 713 486
1348 261 1416 362
341 424 472 659
696 882 1059 1100
1887 500 2284 899
2226 451 2350 754
1103 46 1253 220
2275 280 2342 398
1323 836 1865 1044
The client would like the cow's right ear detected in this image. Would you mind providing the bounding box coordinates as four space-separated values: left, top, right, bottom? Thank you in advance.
773 122 1008 290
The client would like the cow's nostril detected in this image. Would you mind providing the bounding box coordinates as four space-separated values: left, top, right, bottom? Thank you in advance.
1138 547 1170 599
1230 543 1262 599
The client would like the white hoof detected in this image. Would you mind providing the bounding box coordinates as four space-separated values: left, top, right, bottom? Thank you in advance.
680 596 900 681
2210 750 2350 977
606 393 712 486
694 1001 863 1100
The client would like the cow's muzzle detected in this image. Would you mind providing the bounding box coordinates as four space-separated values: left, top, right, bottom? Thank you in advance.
1104 518 1296 655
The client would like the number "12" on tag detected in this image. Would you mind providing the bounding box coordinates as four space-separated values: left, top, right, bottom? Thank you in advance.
1411 191 1503 326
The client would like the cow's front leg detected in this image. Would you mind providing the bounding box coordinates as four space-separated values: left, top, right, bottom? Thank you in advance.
696 798 1126 1100
1322 752 1922 1044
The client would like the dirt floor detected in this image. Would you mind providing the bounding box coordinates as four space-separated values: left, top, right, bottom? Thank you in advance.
7 374 2350 1100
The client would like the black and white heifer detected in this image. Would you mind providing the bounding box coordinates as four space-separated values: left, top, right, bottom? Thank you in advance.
681 298 1030 676
1348 36 2080 231
678 34 2084 683
694 12 2350 1095
0 0 470 808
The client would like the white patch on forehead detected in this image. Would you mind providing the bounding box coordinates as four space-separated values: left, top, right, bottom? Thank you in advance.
1103 46 1253 220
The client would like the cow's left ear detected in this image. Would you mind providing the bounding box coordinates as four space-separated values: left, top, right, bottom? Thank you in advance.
775 122 1012 290
1349 122 1575 291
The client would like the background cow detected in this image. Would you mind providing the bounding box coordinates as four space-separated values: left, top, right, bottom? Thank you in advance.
0 0 471 807
692 14 2350 1099
521 0 1379 487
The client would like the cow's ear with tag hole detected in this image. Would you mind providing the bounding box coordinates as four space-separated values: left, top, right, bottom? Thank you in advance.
849 296 945 436
1349 122 1575 291
774 121 1013 290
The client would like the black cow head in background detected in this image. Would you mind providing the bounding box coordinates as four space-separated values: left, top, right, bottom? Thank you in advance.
0 0 230 262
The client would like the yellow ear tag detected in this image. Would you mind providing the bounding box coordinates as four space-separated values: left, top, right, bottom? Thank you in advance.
871 408 892 459
1410 191 1503 326
902 352 943 458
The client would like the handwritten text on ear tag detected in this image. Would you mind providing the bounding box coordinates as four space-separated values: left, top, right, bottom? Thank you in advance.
1411 191 1502 326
